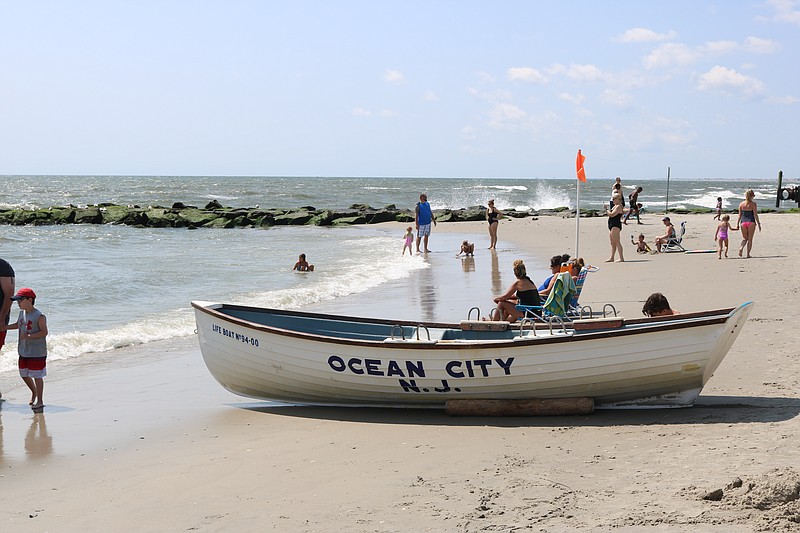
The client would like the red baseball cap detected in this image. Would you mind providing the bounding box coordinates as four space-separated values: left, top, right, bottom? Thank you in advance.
11 287 36 300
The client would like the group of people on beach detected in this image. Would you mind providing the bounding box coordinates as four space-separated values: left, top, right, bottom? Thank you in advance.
607 177 762 260
404 193 502 257
490 254 585 322
712 190 762 259
0 257 48 410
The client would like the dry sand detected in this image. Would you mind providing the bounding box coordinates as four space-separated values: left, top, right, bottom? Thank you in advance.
1 212 799 532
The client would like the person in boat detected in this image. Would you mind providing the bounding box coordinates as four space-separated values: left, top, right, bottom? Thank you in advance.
642 292 679 317
491 259 540 322
653 216 675 253
538 254 571 298
568 257 585 280
292 253 314 272
457 240 475 257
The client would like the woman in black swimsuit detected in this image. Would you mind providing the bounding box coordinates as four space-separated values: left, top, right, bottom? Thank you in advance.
486 199 502 249
491 259 540 321
605 194 625 262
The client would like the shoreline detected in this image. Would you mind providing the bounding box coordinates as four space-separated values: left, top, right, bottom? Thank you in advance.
2 212 799 531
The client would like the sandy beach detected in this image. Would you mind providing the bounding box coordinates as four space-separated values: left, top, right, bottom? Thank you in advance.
2 211 799 532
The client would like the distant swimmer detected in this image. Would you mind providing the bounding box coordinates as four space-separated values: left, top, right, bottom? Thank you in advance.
293 253 314 272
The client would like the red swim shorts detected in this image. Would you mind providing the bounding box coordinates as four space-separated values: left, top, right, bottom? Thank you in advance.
19 356 47 378
0 330 6 349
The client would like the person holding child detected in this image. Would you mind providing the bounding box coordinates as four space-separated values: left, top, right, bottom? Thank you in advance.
623 186 643 224
0 288 48 410
714 214 738 259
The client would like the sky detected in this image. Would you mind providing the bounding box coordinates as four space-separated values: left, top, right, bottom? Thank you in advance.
0 1 798 179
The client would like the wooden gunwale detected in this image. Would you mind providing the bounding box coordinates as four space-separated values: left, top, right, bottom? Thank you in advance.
191 302 734 350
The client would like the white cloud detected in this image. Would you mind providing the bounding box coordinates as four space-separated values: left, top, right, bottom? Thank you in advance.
422 90 439 101
600 89 632 107
507 67 548 84
558 92 585 105
352 107 399 118
767 95 799 104
460 125 478 141
743 36 781 53
700 40 738 55
467 87 513 102
644 35 781 70
566 64 605 82
383 69 405 84
488 103 528 130
643 43 699 69
760 0 800 25
696 65 766 97
615 27 677 43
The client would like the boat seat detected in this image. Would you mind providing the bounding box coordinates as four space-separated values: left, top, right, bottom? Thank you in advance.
460 320 510 331
572 317 625 331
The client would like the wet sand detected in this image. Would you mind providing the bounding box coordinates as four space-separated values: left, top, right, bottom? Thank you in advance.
1 212 799 532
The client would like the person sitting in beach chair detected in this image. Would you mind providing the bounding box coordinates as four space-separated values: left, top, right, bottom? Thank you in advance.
660 221 686 253
516 271 576 320
653 217 676 253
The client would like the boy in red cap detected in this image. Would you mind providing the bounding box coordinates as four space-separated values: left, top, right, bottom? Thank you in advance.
1 288 48 409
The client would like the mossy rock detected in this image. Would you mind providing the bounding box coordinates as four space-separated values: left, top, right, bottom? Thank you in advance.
273 211 314 225
332 215 368 226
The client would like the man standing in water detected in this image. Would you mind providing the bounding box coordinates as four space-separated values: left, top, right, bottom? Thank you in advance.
415 193 436 253
0 257 15 400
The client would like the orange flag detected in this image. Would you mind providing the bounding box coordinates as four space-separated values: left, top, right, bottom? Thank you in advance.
576 149 587 182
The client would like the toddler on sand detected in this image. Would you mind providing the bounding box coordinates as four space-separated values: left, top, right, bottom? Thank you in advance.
631 233 651 254
714 214 738 259
402 227 414 256
457 240 475 257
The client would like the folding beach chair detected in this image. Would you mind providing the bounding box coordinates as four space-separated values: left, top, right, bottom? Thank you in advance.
660 221 686 253
516 272 576 320
568 265 599 314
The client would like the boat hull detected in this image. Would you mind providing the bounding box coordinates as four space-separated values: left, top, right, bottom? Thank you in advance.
192 302 753 408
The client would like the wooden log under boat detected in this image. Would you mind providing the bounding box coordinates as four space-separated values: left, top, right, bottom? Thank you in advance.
445 397 595 417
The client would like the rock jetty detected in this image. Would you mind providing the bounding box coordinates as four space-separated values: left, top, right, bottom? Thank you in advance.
0 201 605 229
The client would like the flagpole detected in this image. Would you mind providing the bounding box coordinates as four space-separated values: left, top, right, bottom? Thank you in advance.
575 178 581 258
574 149 586 258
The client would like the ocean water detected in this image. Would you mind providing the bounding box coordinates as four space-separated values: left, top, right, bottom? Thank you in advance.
0 174 784 374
